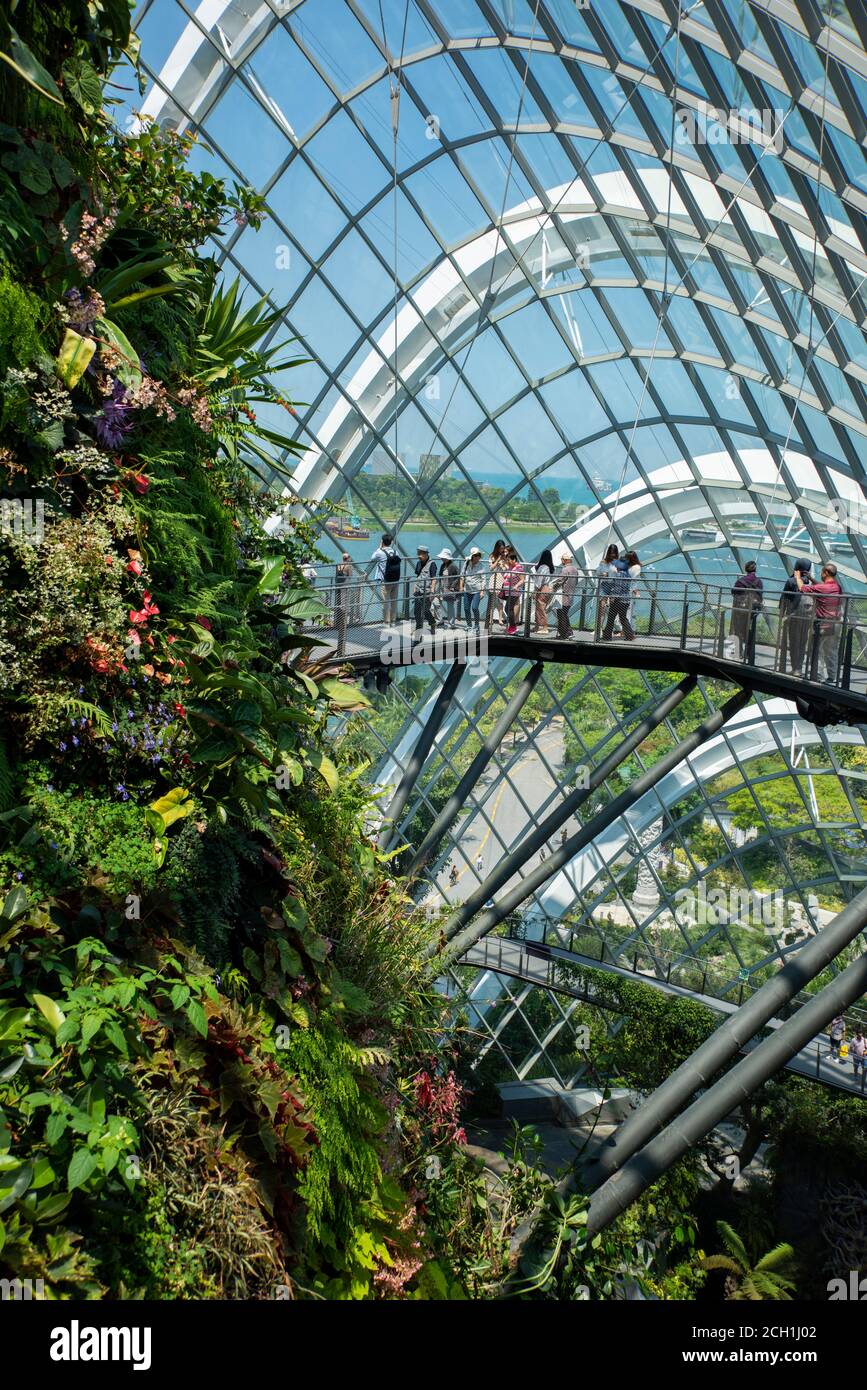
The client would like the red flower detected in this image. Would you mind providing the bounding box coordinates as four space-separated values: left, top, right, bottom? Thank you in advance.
132 473 150 494
173 702 186 718
194 615 212 630
126 559 143 575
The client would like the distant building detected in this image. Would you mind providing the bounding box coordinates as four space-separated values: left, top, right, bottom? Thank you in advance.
418 453 444 485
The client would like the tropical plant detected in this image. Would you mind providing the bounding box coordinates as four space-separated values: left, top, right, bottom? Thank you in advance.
701 1220 797 1300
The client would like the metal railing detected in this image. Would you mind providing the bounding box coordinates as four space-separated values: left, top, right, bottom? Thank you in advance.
462 934 867 1093
302 567 867 694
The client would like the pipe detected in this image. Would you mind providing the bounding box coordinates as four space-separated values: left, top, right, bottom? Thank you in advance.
426 675 697 958
587 947 867 1236
407 662 544 878
377 660 465 851
585 881 867 1189
434 686 752 976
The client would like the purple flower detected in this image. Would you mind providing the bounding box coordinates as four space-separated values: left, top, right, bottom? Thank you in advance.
15 871 24 881
94 380 133 449
59 742 67 752
71 736 79 747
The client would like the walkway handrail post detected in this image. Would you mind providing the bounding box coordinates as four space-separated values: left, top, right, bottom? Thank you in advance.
841 617 854 690
648 588 658 636
578 587 589 632
680 592 689 648
809 617 822 682
586 949 867 1237
715 610 725 659
523 573 532 638
746 608 758 665
583 881 867 1191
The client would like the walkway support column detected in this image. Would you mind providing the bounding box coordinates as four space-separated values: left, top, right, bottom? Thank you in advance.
587 947 867 1237
407 662 544 878
377 660 464 852
425 675 697 959
433 686 752 976
584 881 867 1190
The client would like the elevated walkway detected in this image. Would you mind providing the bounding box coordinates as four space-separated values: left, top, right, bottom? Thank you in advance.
459 934 867 1097
304 573 867 727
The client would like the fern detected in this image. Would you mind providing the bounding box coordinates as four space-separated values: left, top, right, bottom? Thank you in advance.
56 699 115 741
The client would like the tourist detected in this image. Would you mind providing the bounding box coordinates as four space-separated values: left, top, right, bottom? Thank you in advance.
501 547 526 635
828 1013 846 1061
625 550 642 632
601 548 635 641
475 852 484 873
486 538 507 628
437 548 461 627
412 545 437 636
449 864 459 886
461 546 486 632
597 543 621 635
560 826 568 846
334 552 355 632
371 532 401 625
532 547 555 634
553 551 579 638
730 560 763 658
779 558 812 675
795 561 844 684
851 1028 866 1078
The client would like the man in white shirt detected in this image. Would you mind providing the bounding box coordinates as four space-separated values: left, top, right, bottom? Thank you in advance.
554 551 579 638
370 532 400 625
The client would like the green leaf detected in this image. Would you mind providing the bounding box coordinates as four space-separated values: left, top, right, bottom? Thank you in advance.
0 1007 29 1041
55 1018 79 1046
67 1148 97 1190
45 1112 68 1145
1 886 28 922
0 28 64 105
189 734 238 765
102 1021 128 1056
146 787 193 833
80 1013 102 1047
169 984 190 1010
93 316 141 389
306 749 339 793
230 700 262 730
31 994 65 1033
185 999 208 1038
56 328 96 388
0 1163 33 1213
34 1192 71 1223
61 57 103 114
319 676 371 710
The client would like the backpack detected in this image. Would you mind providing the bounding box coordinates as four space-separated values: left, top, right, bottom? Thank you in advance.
383 549 401 583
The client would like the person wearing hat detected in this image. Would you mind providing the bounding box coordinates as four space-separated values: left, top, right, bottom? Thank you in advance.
461 546 486 632
779 558 812 675
552 550 579 639
412 545 437 636
730 560 763 659
436 547 460 627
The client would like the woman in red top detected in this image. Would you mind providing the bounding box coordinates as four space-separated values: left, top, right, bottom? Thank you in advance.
501 547 526 635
